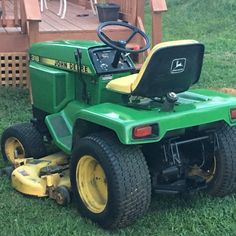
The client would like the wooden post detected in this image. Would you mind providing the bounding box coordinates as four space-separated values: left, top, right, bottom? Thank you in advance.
150 0 167 46
27 21 40 102
14 0 19 26
1 0 7 27
20 0 27 33
136 0 145 24
152 13 162 45
28 21 40 45
21 0 42 101
135 0 145 64
22 0 41 44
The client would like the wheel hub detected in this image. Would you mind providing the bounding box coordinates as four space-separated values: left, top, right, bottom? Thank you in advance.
4 137 25 163
76 155 108 214
189 156 216 183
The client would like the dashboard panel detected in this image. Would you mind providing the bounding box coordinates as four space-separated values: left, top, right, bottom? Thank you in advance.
89 46 136 75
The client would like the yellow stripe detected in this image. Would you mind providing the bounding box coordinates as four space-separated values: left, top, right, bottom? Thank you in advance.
41 58 55 66
30 55 92 74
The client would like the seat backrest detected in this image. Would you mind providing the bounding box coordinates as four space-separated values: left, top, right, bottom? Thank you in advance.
131 40 205 98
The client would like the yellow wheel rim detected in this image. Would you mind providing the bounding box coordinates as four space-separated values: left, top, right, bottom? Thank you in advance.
76 155 108 214
204 155 216 183
4 137 26 163
189 156 216 183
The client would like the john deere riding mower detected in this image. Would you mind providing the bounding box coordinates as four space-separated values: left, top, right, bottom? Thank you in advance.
1 21 236 229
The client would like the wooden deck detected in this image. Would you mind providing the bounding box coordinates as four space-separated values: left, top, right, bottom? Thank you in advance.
0 1 105 33
38 0 132 43
40 1 99 32
0 0 167 51
0 0 142 51
0 0 167 87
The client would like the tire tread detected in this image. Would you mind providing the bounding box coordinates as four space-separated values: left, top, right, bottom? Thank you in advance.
1 122 46 162
209 123 236 197
71 132 151 229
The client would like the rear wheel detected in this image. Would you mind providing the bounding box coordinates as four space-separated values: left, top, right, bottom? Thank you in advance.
188 124 236 197
70 132 151 229
1 123 47 164
206 124 236 196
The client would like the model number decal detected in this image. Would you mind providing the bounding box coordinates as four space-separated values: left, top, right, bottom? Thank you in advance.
30 55 91 74
31 55 40 62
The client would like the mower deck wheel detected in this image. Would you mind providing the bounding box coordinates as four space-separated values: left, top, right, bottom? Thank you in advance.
54 186 71 206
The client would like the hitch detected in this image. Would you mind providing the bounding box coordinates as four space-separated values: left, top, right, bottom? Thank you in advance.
152 132 218 194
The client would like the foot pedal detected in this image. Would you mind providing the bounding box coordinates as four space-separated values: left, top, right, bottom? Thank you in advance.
46 114 72 152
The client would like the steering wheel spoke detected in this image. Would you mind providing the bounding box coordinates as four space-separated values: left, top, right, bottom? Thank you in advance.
100 31 114 44
126 29 139 43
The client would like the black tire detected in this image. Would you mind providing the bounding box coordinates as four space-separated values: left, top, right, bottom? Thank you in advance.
70 132 151 229
4 166 14 179
207 123 236 197
0 169 4 177
1 123 47 164
55 186 71 206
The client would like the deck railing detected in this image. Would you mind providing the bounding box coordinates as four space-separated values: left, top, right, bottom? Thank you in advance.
0 0 167 45
81 0 143 25
108 0 138 24
0 0 167 88
150 0 167 46
0 0 41 89
0 0 41 36
0 0 21 27
20 0 41 43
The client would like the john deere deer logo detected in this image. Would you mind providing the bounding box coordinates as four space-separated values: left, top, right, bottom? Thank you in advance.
171 58 186 74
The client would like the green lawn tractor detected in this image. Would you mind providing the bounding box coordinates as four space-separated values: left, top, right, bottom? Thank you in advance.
1 21 236 229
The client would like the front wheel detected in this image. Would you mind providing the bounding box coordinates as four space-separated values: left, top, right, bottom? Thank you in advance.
70 132 151 229
1 123 47 164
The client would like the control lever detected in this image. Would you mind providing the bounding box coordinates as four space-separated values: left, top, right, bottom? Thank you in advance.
112 40 126 68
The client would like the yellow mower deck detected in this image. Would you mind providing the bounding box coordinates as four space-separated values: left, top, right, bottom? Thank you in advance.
12 153 70 198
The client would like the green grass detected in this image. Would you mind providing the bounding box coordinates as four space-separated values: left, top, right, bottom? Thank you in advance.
145 0 236 89
1 0 236 235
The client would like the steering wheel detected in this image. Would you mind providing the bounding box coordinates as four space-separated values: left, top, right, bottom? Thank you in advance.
97 21 150 54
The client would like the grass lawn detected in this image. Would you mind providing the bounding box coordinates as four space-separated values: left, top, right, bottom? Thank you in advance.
0 0 236 235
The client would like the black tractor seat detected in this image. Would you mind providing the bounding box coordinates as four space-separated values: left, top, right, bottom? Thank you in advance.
106 40 205 98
